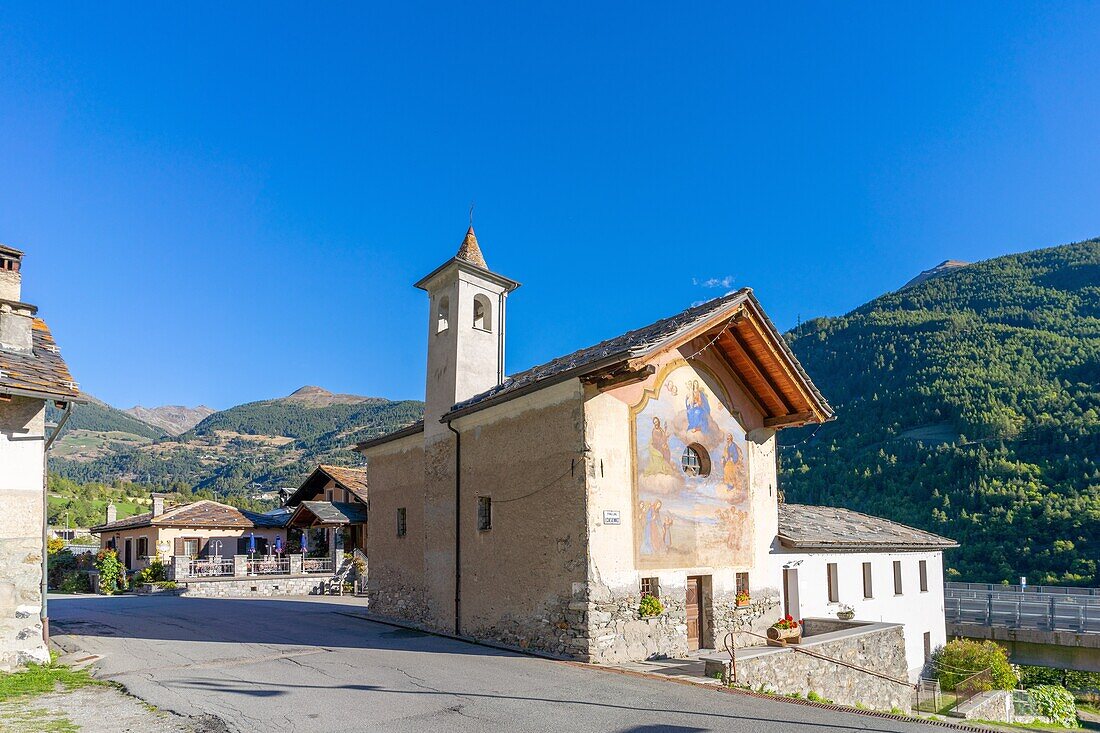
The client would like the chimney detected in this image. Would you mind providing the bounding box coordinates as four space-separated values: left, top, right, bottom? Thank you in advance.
0 245 22 302
0 245 33 354
105 504 117 525
151 493 167 517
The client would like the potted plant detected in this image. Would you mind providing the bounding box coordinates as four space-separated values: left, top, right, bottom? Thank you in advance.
766 615 802 645
735 590 751 608
837 604 855 621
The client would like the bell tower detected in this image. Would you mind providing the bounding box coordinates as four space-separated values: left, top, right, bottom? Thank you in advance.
416 227 519 437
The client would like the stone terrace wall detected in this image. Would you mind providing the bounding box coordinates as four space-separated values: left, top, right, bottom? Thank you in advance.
179 576 328 598
735 621 911 713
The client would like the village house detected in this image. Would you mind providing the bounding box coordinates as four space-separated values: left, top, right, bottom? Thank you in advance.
91 496 289 574
354 226 955 692
0 245 80 670
282 464 369 564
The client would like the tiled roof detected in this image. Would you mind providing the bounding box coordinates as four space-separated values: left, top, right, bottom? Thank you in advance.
317 464 368 502
778 504 957 551
291 501 368 525
0 318 80 401
91 500 289 533
448 289 755 416
455 227 487 268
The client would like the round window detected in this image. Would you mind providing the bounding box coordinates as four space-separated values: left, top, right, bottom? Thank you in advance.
681 444 711 477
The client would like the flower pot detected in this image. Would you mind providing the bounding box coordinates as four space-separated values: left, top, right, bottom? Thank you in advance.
837 611 855 621
735 598 750 608
766 626 801 646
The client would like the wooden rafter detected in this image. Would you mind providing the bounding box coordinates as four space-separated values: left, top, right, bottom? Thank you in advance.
723 327 798 415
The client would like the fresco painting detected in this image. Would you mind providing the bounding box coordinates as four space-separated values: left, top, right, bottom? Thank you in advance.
633 363 752 569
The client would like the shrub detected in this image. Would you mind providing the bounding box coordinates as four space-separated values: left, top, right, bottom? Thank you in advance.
58 574 89 594
135 557 168 584
153 581 177 590
1029 685 1078 728
933 639 1017 691
638 594 664 618
95 550 125 595
807 690 833 704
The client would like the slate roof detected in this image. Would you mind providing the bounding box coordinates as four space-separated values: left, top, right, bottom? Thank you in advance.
778 504 957 551
0 318 80 401
317 465 368 502
291 501 369 525
91 500 290 533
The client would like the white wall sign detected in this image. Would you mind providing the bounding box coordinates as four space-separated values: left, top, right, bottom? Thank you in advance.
602 510 621 525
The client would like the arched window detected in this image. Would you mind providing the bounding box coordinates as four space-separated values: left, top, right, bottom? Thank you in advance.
472 294 492 331
436 296 450 333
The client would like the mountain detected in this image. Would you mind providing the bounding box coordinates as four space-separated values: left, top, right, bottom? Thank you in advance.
124 404 215 435
900 259 969 289
50 387 423 496
780 239 1100 586
47 395 166 462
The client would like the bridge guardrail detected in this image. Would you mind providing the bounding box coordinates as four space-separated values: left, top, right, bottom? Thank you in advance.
946 582 1099 598
945 588 1100 633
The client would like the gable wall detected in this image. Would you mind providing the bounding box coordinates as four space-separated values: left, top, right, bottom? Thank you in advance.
581 345 783 661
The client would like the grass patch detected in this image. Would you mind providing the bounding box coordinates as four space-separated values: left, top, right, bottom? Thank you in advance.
0 656 103 702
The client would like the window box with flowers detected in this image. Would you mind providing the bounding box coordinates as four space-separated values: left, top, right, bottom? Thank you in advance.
735 591 751 608
766 615 802 645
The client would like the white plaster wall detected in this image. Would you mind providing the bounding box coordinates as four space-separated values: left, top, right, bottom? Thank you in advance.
0 396 49 669
776 548 947 681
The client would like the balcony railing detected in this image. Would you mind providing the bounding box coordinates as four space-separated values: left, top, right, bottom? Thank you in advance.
302 558 333 574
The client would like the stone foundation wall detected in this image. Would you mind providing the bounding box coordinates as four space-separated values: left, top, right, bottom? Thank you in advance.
179 576 329 598
734 622 912 713
955 690 1012 722
365 567 433 626
581 587 782 664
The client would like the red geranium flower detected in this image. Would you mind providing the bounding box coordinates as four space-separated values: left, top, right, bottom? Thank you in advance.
785 614 793 621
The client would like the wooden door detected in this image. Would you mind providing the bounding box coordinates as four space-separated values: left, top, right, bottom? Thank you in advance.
686 576 703 650
123 539 132 570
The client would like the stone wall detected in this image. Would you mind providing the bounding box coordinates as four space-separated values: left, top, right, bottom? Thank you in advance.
0 396 48 671
179 576 329 598
955 690 1012 722
733 621 912 713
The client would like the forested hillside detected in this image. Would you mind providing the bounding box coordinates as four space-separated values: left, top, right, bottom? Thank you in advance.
52 388 423 496
780 239 1099 586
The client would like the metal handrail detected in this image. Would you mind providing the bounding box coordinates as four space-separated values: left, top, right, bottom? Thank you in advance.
302 558 333 574
247 557 290 575
187 558 234 577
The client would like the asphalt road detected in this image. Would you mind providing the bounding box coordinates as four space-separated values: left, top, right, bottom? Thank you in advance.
50 594 940 733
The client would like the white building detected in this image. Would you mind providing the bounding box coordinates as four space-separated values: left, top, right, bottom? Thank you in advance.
0 244 80 670
776 503 957 681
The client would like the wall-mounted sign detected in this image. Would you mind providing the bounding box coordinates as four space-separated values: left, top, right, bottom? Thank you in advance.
602 510 621 525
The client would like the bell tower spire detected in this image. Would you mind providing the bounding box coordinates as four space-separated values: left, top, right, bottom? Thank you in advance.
415 226 520 438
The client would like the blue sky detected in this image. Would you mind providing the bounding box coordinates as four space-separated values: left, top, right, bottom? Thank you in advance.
2 3 1099 409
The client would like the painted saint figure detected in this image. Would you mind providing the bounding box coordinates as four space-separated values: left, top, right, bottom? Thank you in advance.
643 417 676 476
685 379 711 434
639 501 655 555
722 432 745 492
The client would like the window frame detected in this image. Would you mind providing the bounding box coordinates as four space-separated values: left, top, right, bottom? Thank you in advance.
893 560 903 595
472 293 492 332
919 559 929 592
396 507 407 537
680 444 711 477
862 561 873 599
641 577 660 598
735 571 749 596
827 562 839 603
477 496 492 532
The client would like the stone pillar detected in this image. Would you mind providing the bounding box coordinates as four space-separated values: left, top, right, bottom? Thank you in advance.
172 555 189 580
332 547 344 571
233 555 247 577
289 554 303 576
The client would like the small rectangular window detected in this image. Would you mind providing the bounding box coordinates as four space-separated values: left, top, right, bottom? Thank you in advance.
893 560 903 595
137 537 149 558
919 560 929 592
641 577 659 598
827 562 839 603
735 572 749 596
862 562 873 598
183 538 199 559
396 507 407 537
924 631 932 661
477 496 492 531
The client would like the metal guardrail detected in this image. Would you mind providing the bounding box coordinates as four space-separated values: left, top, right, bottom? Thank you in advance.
302 558 333 574
946 582 1100 597
945 587 1100 633
187 558 234 577
247 557 290 575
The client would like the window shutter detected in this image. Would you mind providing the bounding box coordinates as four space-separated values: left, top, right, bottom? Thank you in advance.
173 538 184 556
